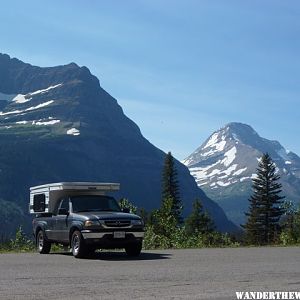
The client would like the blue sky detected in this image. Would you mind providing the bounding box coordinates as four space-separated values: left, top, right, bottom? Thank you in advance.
1 0 300 160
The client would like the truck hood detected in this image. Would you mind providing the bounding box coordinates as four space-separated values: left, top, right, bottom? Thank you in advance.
76 211 141 220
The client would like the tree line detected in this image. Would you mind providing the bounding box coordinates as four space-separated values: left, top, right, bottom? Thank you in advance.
123 151 300 248
121 152 237 249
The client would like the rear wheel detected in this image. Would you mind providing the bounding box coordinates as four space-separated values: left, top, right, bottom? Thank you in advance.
36 230 51 254
71 230 87 258
125 241 142 257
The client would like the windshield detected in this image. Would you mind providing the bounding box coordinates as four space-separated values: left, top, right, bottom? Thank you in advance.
71 195 121 213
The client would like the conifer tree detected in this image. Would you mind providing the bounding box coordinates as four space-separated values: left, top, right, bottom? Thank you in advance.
161 152 182 224
185 199 214 235
243 194 264 244
244 153 285 244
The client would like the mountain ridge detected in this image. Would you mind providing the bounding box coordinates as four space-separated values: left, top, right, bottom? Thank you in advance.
0 53 237 236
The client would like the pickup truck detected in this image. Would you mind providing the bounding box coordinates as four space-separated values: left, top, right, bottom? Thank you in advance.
30 182 144 258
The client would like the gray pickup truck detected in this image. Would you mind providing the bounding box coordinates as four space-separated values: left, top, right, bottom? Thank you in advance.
30 182 144 258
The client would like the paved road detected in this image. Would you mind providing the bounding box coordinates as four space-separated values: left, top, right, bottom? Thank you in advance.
0 247 299 300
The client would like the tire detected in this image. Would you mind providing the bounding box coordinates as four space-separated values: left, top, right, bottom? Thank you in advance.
71 230 87 258
36 230 51 254
125 241 142 257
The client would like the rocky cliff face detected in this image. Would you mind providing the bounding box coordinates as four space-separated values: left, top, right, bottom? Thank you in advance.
0 54 236 237
183 122 300 226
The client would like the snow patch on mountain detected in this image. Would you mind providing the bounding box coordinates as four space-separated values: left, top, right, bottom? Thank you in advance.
189 158 249 187
221 147 237 167
29 84 62 96
12 94 31 104
0 100 54 116
204 133 219 149
16 121 29 124
0 109 23 116
233 167 247 176
240 177 249 182
33 119 60 126
26 100 54 111
201 149 216 157
15 117 59 126
203 132 227 154
11 84 63 104
67 128 80 136
216 181 231 187
223 164 238 175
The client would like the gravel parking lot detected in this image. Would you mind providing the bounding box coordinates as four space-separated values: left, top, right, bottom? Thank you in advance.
0 247 299 300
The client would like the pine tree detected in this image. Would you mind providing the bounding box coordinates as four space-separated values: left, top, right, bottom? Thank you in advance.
244 153 285 244
185 199 214 235
161 152 182 224
243 194 264 245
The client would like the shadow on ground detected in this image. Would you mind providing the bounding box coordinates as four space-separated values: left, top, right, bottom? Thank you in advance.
50 251 172 261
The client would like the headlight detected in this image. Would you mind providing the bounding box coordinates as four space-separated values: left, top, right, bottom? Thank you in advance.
84 220 100 227
131 219 143 226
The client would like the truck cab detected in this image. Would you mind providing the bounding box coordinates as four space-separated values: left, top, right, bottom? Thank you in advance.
30 182 144 258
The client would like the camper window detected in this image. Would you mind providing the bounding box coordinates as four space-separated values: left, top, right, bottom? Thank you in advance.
33 194 46 212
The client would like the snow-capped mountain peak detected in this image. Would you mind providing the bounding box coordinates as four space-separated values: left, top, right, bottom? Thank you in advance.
183 122 300 225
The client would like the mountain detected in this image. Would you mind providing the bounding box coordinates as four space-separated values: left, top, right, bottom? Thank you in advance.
183 122 300 226
0 53 236 237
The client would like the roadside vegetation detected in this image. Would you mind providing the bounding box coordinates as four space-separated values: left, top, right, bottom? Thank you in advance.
279 201 300 245
125 152 239 249
1 152 299 253
0 226 34 253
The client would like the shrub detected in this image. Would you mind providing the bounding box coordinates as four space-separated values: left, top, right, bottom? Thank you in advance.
143 225 238 250
3 226 35 252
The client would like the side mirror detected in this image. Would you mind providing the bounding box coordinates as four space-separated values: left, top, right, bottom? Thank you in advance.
58 208 69 215
122 208 130 213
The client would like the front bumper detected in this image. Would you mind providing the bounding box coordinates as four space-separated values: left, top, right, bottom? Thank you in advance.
81 230 144 239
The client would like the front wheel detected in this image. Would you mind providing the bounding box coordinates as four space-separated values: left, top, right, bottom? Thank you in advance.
125 241 142 257
36 230 51 254
71 230 87 258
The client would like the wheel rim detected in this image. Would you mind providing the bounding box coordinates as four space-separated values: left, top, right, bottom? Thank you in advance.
72 234 80 255
38 232 44 251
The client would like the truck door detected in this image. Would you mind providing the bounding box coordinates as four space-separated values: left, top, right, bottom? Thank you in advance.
56 198 70 243
45 217 57 240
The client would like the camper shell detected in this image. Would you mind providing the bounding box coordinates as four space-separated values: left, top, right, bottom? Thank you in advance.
29 182 120 215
